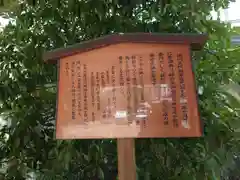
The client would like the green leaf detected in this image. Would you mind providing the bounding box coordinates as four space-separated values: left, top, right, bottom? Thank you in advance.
98 167 104 180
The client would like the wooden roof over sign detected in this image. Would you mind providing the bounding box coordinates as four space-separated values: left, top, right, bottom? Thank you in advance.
43 33 208 62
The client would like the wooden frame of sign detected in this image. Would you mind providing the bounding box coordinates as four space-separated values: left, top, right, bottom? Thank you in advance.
44 33 207 180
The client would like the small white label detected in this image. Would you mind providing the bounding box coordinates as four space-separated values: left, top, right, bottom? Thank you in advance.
115 111 127 119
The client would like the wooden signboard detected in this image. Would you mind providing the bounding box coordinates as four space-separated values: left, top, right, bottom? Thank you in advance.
44 33 207 139
44 33 207 180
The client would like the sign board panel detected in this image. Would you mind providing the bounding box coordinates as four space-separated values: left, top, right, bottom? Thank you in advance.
55 43 202 139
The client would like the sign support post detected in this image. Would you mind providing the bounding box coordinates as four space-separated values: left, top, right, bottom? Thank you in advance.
117 138 136 180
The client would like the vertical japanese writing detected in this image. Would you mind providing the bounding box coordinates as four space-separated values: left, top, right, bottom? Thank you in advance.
132 55 137 121
139 56 144 101
106 69 111 119
83 64 88 122
92 112 95 122
101 72 106 119
65 62 70 76
125 56 131 123
91 72 95 122
96 72 100 110
76 61 81 117
105 69 111 118
101 72 105 88
150 53 158 103
159 53 165 82
159 53 168 125
168 52 178 127
119 56 124 95
106 70 110 85
132 56 137 86
177 53 188 124
91 72 95 107
150 53 157 85
71 61 76 120
138 55 146 126
132 55 143 126
111 66 116 108
107 98 111 119
177 53 186 99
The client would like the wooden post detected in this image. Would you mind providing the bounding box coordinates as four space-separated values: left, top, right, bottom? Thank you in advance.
117 138 136 180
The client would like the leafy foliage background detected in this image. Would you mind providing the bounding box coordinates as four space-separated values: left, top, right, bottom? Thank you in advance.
0 0 240 179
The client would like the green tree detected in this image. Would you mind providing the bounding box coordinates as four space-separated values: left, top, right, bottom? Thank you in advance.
0 0 239 179
0 0 18 17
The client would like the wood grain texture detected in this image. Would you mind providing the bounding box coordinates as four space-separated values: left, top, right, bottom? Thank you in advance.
117 138 136 180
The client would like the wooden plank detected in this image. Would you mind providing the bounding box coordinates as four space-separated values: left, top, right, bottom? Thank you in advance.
117 138 136 180
55 44 203 140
